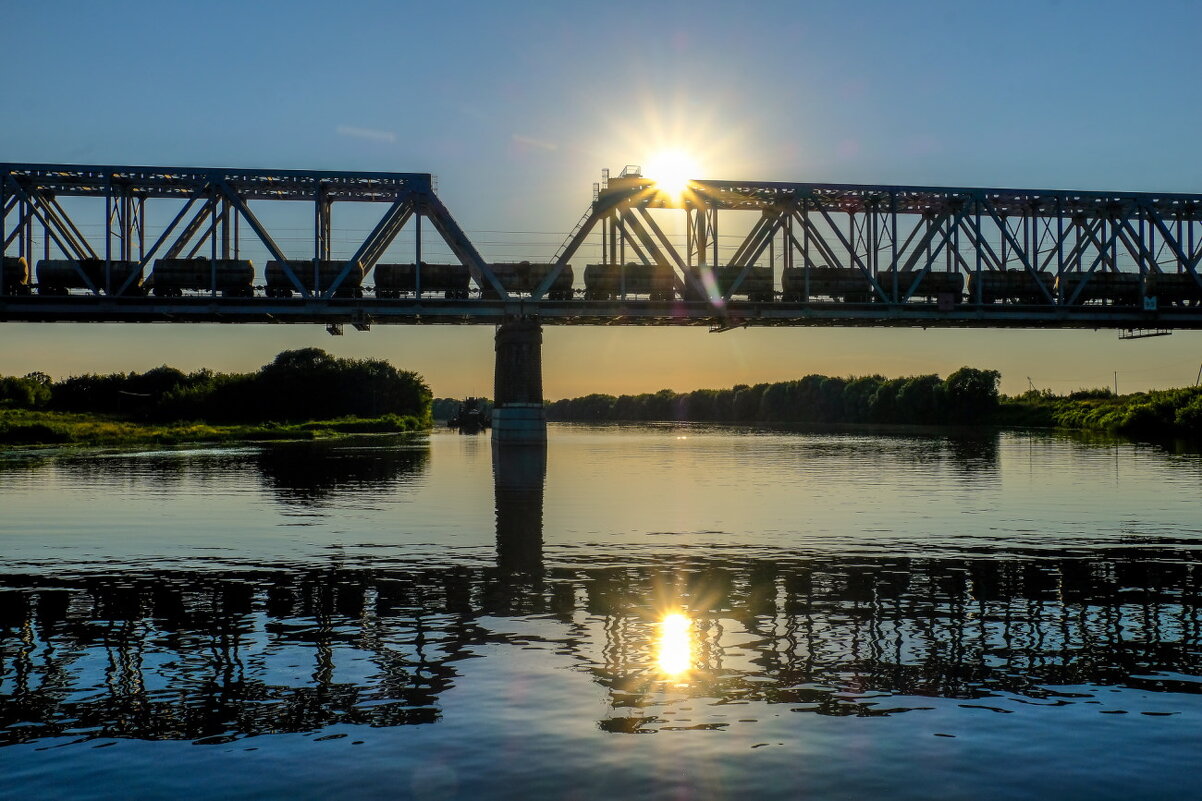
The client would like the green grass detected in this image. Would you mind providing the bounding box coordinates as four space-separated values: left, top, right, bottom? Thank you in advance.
0 409 428 448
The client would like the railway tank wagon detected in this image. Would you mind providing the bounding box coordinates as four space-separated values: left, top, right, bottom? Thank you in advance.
36 259 144 296
265 260 365 298
967 270 1056 304
684 265 774 302
149 258 255 298
782 266 874 302
874 270 964 304
480 262 574 300
1146 272 1202 307
1055 272 1142 306
583 263 676 301
1 257 30 296
373 263 471 299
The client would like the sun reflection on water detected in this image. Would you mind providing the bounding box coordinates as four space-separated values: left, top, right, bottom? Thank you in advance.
656 612 693 677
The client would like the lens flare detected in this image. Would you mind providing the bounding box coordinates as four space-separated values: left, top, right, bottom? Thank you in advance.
656 612 693 676
644 150 700 200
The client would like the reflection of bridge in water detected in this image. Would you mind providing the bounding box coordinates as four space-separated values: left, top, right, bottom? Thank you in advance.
5 162 1202 441
2 439 1200 743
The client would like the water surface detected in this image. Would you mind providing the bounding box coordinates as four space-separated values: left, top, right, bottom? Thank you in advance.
2 425 1200 800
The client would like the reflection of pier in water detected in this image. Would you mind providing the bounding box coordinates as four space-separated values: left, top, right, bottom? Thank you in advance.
4 540 1201 743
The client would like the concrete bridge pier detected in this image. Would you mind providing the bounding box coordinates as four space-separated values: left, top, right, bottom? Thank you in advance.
492 318 546 444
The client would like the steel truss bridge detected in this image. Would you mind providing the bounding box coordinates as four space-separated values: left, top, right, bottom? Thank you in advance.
2 161 1202 331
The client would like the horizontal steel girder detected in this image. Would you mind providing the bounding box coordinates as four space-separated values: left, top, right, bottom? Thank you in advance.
599 176 1202 218
1 163 431 202
3 296 1202 329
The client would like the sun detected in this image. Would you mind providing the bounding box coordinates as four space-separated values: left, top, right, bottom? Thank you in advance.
644 150 701 199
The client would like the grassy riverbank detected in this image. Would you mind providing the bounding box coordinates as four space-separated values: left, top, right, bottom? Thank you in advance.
0 347 434 448
998 386 1202 439
0 409 427 448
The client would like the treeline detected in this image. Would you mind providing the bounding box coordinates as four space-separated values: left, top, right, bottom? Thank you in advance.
997 386 1202 439
545 367 1001 425
0 348 432 425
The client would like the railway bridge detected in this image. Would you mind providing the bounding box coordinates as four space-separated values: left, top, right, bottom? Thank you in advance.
2 161 1201 441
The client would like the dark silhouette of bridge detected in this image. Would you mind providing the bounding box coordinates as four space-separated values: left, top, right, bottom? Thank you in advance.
4 161 1201 440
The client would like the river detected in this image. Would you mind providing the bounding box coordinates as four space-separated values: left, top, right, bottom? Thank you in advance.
2 424 1200 800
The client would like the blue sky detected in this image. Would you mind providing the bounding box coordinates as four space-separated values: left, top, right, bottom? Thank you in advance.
4 0 1202 396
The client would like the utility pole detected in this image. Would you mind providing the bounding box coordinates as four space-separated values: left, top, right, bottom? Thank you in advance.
1114 371 1118 396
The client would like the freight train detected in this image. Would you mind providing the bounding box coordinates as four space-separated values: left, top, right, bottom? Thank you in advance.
2 257 1200 307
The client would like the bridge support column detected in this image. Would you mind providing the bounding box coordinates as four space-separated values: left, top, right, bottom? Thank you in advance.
492 318 546 443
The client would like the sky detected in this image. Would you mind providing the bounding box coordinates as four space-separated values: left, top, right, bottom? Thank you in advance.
3 0 1202 398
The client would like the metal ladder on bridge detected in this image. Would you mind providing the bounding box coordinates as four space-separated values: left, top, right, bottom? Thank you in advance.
552 186 599 264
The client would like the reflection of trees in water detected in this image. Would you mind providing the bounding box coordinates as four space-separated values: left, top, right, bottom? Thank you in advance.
0 450 260 490
255 440 430 504
943 432 999 472
2 550 1200 743
0 440 431 505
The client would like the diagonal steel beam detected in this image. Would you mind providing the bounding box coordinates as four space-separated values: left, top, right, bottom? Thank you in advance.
3 176 98 291
1066 214 1128 305
895 204 970 301
44 195 99 260
807 199 887 301
163 197 215 259
214 178 307 297
322 191 415 299
723 213 786 300
531 186 650 300
981 198 1038 277
416 189 506 299
1140 199 1202 285
119 188 208 296
635 207 708 299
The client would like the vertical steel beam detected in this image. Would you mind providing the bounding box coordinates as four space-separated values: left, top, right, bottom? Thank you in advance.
415 209 423 299
214 178 308 297
104 174 114 295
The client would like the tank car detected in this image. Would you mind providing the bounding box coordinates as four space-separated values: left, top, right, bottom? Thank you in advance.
875 269 964 303
36 259 144 295
1055 272 1141 305
684 265 774 302
781 266 873 302
583 263 676 300
1 257 30 295
1145 272 1202 307
373 263 471 299
149 258 254 297
480 262 574 300
265 260 364 298
966 269 1055 304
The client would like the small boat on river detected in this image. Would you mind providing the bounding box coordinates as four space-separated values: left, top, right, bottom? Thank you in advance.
447 397 491 434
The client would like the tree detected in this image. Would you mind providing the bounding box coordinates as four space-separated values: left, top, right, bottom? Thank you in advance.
943 367 1001 422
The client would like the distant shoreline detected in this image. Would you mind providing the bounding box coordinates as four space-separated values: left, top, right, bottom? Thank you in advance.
543 371 1202 444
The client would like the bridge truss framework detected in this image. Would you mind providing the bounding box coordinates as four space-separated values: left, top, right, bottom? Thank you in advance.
2 161 1202 330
